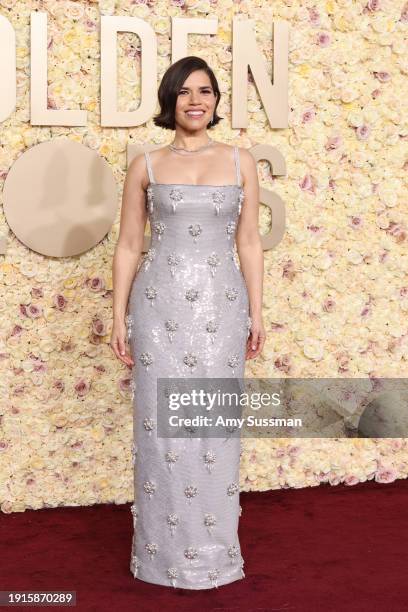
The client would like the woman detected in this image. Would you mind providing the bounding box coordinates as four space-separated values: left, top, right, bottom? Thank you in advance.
111 56 265 589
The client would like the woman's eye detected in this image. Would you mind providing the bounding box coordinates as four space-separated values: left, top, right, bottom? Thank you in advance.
179 90 212 95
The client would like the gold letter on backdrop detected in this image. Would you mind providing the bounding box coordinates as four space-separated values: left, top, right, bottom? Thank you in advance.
101 16 158 127
232 19 289 128
30 12 87 126
0 15 16 123
249 143 286 250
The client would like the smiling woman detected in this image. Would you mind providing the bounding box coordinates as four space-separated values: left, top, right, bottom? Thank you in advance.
152 55 223 133
111 55 265 590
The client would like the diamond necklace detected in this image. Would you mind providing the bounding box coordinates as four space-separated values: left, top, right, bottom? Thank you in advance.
168 137 215 155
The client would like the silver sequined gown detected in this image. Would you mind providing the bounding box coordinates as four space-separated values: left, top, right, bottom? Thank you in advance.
127 146 250 589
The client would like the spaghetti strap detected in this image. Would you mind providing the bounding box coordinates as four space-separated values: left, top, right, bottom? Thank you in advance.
233 146 242 187
144 151 155 184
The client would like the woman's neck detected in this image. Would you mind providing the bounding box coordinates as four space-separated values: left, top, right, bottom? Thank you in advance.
171 131 212 151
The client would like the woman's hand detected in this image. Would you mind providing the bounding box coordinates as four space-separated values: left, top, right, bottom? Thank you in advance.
246 314 266 360
110 319 135 368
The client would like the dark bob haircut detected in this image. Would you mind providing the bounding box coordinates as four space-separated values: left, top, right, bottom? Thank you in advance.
153 56 223 131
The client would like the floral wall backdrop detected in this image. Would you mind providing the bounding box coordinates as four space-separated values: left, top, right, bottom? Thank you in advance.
1 0 407 513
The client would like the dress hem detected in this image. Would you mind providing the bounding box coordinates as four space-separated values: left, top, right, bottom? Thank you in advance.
131 568 245 590
130 561 245 591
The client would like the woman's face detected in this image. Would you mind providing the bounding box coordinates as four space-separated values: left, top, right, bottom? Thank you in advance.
174 70 217 132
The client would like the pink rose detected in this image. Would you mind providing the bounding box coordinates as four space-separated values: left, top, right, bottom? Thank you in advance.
54 294 67 311
54 380 65 392
92 318 106 336
373 71 391 82
299 174 315 193
86 277 105 292
27 304 43 319
326 135 342 150
274 355 292 374
308 7 320 25
375 468 397 483
368 0 380 10
317 32 331 47
75 379 90 397
10 325 24 337
302 109 316 123
120 377 132 393
323 298 336 313
31 287 43 298
356 125 371 140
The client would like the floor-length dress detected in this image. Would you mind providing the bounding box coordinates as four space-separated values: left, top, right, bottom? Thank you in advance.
126 145 251 589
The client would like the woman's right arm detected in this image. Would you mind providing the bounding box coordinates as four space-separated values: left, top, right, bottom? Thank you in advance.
110 153 148 367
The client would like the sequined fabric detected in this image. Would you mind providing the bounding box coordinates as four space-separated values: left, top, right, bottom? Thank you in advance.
127 146 250 590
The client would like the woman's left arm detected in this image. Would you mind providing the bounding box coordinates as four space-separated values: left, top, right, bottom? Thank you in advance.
235 147 265 360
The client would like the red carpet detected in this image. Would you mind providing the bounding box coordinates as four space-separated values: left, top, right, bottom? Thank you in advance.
2 478 408 611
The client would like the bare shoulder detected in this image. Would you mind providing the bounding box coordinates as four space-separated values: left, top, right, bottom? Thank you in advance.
129 146 169 170
124 152 146 188
211 141 244 162
213 141 236 156
223 142 253 164
148 146 170 162
235 147 257 189
236 146 253 163
215 141 233 151
127 151 146 174
126 147 167 188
